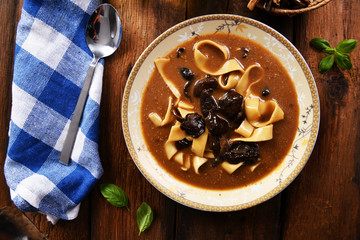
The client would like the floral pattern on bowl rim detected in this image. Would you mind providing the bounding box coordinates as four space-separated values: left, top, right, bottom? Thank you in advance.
122 14 320 211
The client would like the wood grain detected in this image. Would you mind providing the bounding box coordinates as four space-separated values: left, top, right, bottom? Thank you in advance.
90 0 186 239
0 0 21 206
282 0 360 239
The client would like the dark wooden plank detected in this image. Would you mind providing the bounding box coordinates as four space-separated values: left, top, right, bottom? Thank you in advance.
90 0 186 239
0 0 21 206
0 1 91 239
175 195 282 240
282 1 360 239
24 199 90 240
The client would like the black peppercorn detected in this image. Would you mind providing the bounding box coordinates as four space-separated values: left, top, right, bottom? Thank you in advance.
262 88 270 97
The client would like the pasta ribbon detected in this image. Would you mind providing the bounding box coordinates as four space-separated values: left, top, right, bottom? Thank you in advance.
250 162 261 172
173 152 184 165
244 97 284 128
164 141 177 160
234 118 254 138
218 71 241 90
193 156 208 174
177 101 194 117
148 96 174 127
168 122 187 142
191 128 209 157
178 101 194 110
178 108 193 118
154 58 181 98
221 161 244 174
235 64 264 96
193 40 244 75
231 124 273 142
217 64 263 95
181 155 191 171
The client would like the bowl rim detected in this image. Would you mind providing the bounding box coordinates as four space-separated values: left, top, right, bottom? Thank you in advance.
121 14 320 211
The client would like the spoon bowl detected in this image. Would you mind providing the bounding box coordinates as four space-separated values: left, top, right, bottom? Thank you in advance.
60 4 122 165
86 4 122 58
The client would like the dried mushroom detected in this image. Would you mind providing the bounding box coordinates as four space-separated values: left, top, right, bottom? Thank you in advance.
179 67 195 81
193 77 218 97
218 90 243 119
222 142 260 164
200 89 218 117
180 113 205 138
205 111 230 136
175 138 193 150
247 0 314 11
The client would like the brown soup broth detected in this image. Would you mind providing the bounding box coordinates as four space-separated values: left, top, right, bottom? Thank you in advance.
140 33 299 190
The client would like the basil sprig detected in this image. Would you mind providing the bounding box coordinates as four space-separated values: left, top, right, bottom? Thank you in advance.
100 183 129 210
137 202 154 236
310 38 357 73
100 184 154 235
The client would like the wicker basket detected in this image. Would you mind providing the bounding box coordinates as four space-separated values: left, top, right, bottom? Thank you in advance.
251 0 332 16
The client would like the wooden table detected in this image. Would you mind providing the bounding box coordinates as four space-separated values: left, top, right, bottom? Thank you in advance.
1 0 359 239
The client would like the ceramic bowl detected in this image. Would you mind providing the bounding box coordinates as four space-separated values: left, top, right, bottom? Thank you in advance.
122 14 320 211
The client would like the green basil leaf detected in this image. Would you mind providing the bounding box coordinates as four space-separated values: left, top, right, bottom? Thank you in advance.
100 183 129 210
310 38 331 51
319 55 334 73
336 39 358 53
323 47 336 54
335 52 352 70
137 202 154 236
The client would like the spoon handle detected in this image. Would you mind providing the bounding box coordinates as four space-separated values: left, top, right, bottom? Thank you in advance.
59 57 99 165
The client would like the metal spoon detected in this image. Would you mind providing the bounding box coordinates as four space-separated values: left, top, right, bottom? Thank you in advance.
60 4 122 165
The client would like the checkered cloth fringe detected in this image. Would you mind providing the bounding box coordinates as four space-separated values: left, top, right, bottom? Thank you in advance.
4 0 104 223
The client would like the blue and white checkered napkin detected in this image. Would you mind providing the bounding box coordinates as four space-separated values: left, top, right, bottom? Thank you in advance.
4 0 104 223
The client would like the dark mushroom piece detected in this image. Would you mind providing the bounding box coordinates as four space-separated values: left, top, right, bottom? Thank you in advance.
200 89 218 117
205 111 230 136
180 113 205 138
222 142 260 165
218 90 244 119
228 108 246 130
179 67 195 81
175 138 192 150
193 77 218 97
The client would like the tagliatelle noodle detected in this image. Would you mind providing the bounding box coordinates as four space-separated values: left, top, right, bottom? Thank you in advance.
193 156 208 174
181 155 191 171
148 96 174 127
178 101 194 110
218 71 241 90
244 98 284 128
148 113 162 127
250 162 261 172
154 58 181 98
173 152 184 165
235 64 264 96
193 40 244 76
191 128 209 157
178 108 193 118
234 118 254 138
168 122 187 142
164 141 177 160
221 161 244 174
204 151 215 159
231 124 273 142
